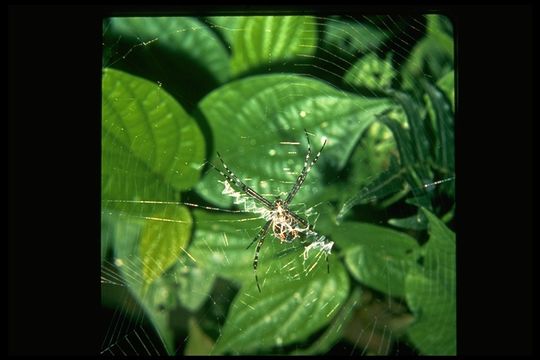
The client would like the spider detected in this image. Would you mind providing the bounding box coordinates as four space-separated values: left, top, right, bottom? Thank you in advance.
210 129 330 292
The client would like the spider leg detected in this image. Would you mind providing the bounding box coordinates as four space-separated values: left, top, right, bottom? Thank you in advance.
251 220 271 292
210 152 273 209
246 220 271 250
284 129 327 205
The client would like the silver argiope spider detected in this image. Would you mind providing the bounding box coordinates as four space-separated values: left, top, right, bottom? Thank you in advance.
210 129 330 292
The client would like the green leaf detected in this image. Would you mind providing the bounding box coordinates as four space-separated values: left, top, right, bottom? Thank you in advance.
189 208 349 355
330 221 419 297
322 16 390 57
405 208 456 355
378 116 414 169
176 267 216 312
437 70 455 111
391 90 431 167
212 254 350 354
227 16 317 76
347 121 398 184
140 204 193 286
102 68 205 215
422 80 454 172
291 287 363 355
205 16 244 46
337 157 407 221
111 214 178 355
388 211 428 231
185 318 215 355
379 115 427 192
344 53 396 91
104 17 230 84
189 210 264 284
196 74 392 208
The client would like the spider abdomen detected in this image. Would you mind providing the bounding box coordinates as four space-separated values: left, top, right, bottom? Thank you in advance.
272 220 300 242
270 202 307 242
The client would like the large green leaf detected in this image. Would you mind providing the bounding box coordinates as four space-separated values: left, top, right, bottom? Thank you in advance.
189 210 264 284
140 204 192 286
344 224 417 297
196 74 392 208
325 221 419 297
102 68 205 215
212 252 349 354
189 208 349 354
290 288 362 355
405 208 456 355
225 16 317 76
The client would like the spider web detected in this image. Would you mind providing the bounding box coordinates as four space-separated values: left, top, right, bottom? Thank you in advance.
101 13 455 356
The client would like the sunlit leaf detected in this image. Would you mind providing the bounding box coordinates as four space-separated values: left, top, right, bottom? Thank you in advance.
405 208 456 355
212 253 349 354
205 16 243 45
196 74 392 208
227 16 317 76
102 68 205 215
328 221 419 297
140 205 192 286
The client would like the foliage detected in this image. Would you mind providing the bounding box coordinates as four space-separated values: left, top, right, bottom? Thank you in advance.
102 14 455 355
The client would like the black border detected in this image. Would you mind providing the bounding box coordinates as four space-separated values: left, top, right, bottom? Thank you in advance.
8 4 534 355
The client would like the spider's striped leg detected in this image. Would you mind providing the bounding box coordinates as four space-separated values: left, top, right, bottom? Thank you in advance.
211 152 273 209
252 220 271 292
284 130 327 205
